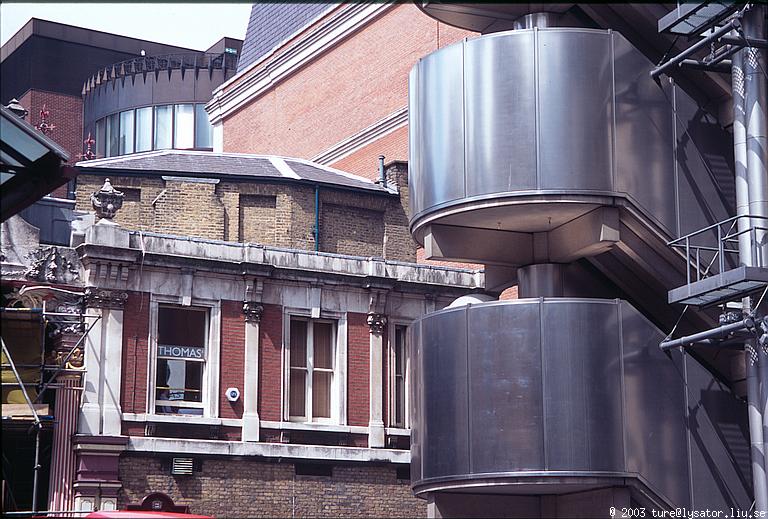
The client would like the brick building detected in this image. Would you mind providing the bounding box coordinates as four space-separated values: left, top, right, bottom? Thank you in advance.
1 19 240 194
1 6 488 515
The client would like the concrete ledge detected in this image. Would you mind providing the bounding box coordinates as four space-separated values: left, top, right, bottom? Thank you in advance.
128 437 411 464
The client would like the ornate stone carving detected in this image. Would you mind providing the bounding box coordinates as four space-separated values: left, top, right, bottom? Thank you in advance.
366 312 387 335
90 178 124 219
85 287 128 309
52 345 84 369
25 246 80 284
243 302 264 323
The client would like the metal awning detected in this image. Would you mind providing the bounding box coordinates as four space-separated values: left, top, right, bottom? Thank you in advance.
0 105 76 222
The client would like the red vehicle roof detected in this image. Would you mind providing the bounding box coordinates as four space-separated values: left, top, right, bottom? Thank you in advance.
85 512 212 519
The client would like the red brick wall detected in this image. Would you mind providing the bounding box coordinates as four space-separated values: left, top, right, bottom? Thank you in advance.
121 291 150 415
347 313 369 427
331 126 409 182
223 4 475 174
220 300 245 419
18 89 83 197
119 457 425 517
258 303 283 421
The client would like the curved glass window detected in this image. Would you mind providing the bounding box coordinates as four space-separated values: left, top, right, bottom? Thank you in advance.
93 102 214 158
136 107 153 152
195 104 213 149
95 119 105 158
174 104 194 149
119 110 134 155
154 105 173 150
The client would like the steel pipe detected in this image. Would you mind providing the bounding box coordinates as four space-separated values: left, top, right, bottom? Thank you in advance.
721 34 768 48
650 17 741 79
743 5 768 512
659 317 755 351
680 58 733 73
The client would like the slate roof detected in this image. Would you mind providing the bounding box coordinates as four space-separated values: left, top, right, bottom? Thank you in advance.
237 3 333 72
76 150 392 194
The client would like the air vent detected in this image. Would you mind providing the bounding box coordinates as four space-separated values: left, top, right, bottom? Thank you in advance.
171 457 194 476
295 463 332 477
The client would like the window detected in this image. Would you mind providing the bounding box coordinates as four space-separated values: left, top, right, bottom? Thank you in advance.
154 105 173 150
390 324 409 428
105 113 119 157
288 318 336 422
194 104 213 149
154 306 207 415
118 110 134 155
135 107 153 152
174 104 194 149
95 118 105 158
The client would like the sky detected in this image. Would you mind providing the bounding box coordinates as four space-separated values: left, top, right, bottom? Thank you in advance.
0 3 253 50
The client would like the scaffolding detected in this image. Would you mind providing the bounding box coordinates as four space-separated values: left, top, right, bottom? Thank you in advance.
1 287 99 515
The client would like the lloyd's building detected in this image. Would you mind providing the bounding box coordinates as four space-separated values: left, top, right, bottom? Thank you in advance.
407 2 767 516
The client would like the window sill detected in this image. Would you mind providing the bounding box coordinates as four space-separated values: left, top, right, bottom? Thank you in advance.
260 420 369 435
123 413 241 427
385 427 411 437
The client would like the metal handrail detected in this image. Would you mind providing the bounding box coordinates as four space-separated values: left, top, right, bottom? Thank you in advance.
667 215 768 285
668 214 768 246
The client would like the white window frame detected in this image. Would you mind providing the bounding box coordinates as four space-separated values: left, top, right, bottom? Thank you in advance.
282 308 347 425
388 320 411 429
147 295 221 420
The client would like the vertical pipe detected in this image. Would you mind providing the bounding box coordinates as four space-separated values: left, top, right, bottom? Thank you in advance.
314 185 320 252
742 5 768 511
378 155 388 189
745 5 768 264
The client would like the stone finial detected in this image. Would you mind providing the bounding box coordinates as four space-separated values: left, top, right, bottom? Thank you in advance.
366 312 387 335
5 98 28 119
90 179 124 219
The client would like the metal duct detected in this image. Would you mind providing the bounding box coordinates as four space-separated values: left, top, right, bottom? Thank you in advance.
512 12 563 30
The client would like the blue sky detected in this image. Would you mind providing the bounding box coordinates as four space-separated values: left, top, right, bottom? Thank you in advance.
1 3 252 50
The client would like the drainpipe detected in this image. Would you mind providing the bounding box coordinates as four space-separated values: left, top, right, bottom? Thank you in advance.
735 6 768 510
314 185 320 252
377 155 387 189
744 7 768 512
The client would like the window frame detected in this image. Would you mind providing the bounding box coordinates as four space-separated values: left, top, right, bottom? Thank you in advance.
147 295 221 419
282 309 347 425
388 320 411 429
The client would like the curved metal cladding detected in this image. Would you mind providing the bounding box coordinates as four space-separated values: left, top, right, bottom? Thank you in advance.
409 299 751 509
408 28 734 242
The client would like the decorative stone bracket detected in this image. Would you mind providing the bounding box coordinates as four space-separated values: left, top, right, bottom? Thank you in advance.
367 289 388 335
243 302 264 323
366 312 388 335
85 287 128 309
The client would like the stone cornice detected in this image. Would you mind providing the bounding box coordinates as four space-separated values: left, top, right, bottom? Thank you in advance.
206 3 395 125
77 232 483 293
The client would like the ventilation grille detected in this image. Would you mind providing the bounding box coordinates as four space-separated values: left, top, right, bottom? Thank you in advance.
171 457 194 476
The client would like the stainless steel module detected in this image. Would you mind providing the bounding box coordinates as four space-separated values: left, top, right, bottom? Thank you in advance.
409 298 749 508
408 28 734 248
